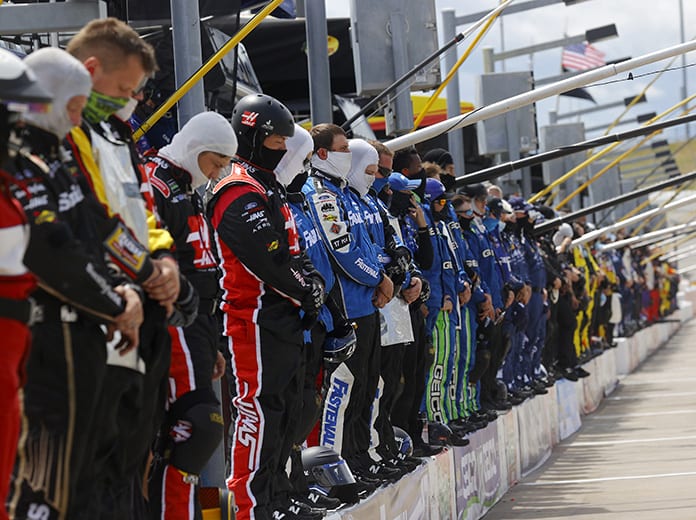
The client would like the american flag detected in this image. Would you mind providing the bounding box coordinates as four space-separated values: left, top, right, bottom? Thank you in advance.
561 43 606 71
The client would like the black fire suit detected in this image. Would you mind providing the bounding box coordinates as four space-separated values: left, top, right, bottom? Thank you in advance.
208 160 323 520
6 125 128 520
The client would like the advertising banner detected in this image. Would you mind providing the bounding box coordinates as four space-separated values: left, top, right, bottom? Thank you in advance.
517 396 553 476
555 378 581 440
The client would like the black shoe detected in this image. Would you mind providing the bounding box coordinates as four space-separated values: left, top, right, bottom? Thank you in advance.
575 367 590 378
476 409 498 422
387 457 419 473
561 367 578 381
491 399 513 410
450 418 482 434
303 491 343 511
356 462 401 483
273 502 325 520
530 382 548 395
448 431 471 446
412 441 443 457
507 393 525 405
379 459 409 479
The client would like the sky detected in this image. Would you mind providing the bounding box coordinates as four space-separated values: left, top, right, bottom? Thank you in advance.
324 0 696 145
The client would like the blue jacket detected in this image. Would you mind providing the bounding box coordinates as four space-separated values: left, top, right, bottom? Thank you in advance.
463 219 505 310
288 192 335 332
303 173 383 319
421 206 459 326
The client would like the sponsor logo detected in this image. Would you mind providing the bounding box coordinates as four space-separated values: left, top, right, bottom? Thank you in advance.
170 419 193 442
244 201 258 211
236 389 260 471
240 111 258 127
104 224 147 273
149 174 171 198
186 215 217 268
482 248 494 258
330 234 350 250
320 202 335 213
322 378 350 447
303 228 319 248
267 240 279 252
330 223 341 235
354 257 378 278
27 504 50 520
23 194 48 211
321 213 337 222
443 261 453 270
34 210 56 225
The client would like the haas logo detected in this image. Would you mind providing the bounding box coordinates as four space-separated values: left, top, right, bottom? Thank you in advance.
279 204 301 256
186 215 217 268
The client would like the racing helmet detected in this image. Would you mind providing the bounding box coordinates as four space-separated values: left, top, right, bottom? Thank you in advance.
323 321 357 364
230 93 294 169
301 446 356 494
393 426 414 458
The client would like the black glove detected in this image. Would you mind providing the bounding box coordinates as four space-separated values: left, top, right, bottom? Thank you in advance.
418 277 431 305
300 275 325 330
168 275 199 328
385 246 411 288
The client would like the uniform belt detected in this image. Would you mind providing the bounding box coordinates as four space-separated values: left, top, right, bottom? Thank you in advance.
0 297 42 325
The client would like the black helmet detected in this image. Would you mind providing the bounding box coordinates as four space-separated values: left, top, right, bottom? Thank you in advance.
392 426 414 458
231 93 294 170
323 320 357 364
301 446 355 492
0 48 52 111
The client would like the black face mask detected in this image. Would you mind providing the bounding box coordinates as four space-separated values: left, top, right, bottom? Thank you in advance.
253 145 287 172
286 170 309 194
411 167 426 180
390 191 413 215
440 173 456 192
377 187 392 208
458 215 473 230
413 178 427 201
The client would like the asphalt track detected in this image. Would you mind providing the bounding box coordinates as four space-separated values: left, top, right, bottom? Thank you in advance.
484 320 696 519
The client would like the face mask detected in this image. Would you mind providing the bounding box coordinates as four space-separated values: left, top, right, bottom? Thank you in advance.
458 215 472 230
254 145 287 172
483 216 498 232
411 167 426 180
440 173 456 192
389 190 413 215
25 102 74 139
83 90 130 124
498 221 507 232
372 175 390 194
114 97 138 122
377 188 391 208
348 172 375 198
312 150 353 180
285 170 309 194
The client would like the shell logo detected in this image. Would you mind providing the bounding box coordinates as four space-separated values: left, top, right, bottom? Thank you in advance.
327 35 339 56
303 35 340 57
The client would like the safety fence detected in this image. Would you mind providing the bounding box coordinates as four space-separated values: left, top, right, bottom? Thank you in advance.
328 298 693 520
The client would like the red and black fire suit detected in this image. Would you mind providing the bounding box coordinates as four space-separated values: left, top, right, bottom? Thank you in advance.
145 154 223 519
5 125 130 520
0 165 35 520
208 160 323 520
64 116 177 518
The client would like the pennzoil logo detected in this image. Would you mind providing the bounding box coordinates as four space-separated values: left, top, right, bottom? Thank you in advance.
241 111 259 127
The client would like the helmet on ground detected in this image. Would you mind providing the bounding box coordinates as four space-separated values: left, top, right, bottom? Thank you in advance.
301 446 356 494
393 426 414 458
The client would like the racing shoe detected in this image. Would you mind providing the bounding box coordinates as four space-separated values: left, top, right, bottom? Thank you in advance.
297 491 342 511
575 367 591 378
561 367 579 381
272 501 325 520
354 462 401 484
412 440 443 458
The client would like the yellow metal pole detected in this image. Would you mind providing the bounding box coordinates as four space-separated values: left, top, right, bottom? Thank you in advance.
529 94 696 204
411 9 502 131
133 0 284 141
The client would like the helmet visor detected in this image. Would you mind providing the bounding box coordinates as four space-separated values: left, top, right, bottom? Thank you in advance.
312 459 355 487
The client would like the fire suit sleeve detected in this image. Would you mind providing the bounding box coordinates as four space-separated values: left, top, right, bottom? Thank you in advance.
305 189 383 288
11 168 125 321
213 187 316 305
64 127 156 284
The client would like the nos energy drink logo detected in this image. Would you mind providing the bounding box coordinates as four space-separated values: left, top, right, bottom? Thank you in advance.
321 364 355 452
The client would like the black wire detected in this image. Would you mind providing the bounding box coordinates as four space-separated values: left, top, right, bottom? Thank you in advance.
581 62 696 89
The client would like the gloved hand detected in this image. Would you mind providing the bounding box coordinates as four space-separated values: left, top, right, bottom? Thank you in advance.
418 277 431 305
300 275 325 330
385 246 411 287
168 276 199 328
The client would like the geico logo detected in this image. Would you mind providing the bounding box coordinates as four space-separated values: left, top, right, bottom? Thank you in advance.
482 249 494 257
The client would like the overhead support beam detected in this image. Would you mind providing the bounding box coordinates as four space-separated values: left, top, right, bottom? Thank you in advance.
455 0 590 25
0 1 107 34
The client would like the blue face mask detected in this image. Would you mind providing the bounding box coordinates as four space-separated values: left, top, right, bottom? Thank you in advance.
483 216 498 232
498 221 507 232
372 176 390 194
